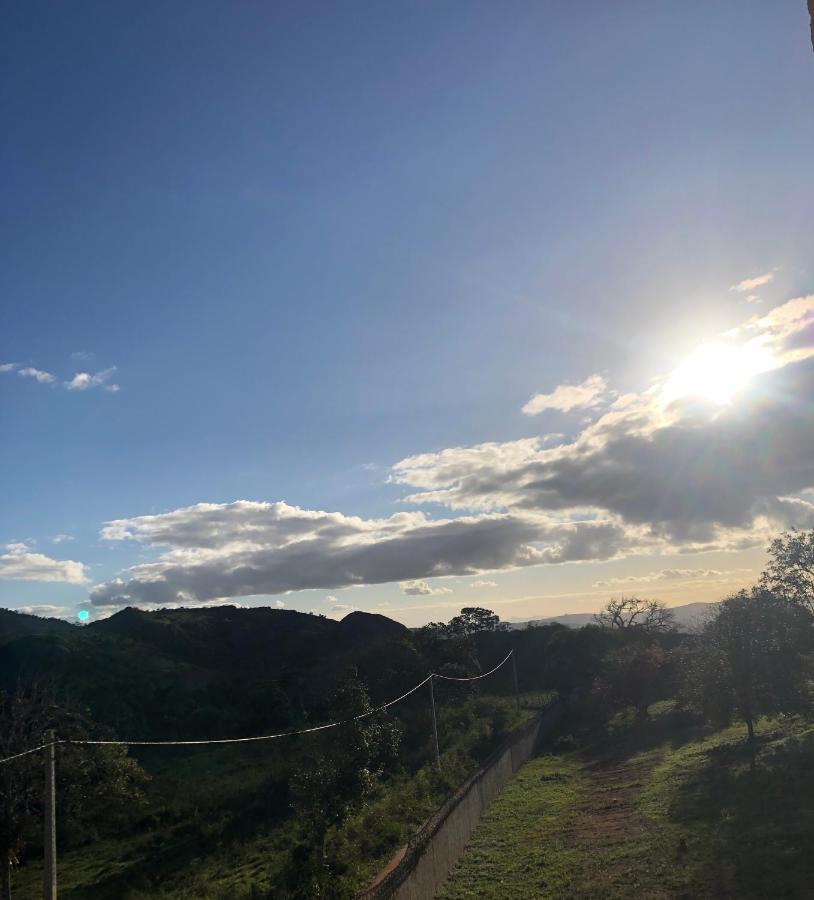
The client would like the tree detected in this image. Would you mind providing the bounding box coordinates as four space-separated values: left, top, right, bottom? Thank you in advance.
287 674 402 897
760 528 814 615
686 588 813 767
542 625 611 702
0 682 147 899
446 607 506 637
594 596 675 632
599 641 673 720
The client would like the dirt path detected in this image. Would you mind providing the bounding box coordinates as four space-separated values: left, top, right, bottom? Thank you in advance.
439 746 673 900
563 750 674 899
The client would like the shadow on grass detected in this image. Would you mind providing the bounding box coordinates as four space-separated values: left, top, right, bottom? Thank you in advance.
668 727 814 899
549 701 711 766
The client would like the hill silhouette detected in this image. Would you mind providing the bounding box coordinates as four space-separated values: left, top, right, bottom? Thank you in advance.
0 605 413 741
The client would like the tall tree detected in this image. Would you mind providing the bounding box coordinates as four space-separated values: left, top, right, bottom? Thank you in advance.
287 674 402 897
594 596 675 632
687 588 813 766
446 607 506 636
760 528 814 615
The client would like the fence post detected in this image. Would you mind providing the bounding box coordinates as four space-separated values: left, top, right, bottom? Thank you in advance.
429 676 440 768
511 652 520 710
43 729 57 900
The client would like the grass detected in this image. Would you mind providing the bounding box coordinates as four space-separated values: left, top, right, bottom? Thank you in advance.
440 705 814 899
436 754 585 899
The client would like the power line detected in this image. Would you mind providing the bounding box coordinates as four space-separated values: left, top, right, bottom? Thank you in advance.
433 650 514 682
0 651 515 764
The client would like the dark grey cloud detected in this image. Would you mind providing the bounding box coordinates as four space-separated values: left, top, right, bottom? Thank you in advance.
396 354 814 542
91 504 631 606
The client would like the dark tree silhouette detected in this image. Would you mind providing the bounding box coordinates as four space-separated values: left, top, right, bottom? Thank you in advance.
446 607 506 636
0 683 147 900
594 596 675 632
287 674 402 897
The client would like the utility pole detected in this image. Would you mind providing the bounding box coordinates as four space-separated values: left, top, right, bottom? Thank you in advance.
511 652 520 711
429 676 440 768
43 729 57 900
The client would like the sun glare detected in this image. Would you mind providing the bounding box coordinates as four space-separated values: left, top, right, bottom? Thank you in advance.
661 341 775 406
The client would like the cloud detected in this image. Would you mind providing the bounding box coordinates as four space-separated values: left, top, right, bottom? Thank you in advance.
275 599 285 608
87 293 814 611
730 272 774 293
593 567 752 588
401 580 453 596
395 296 814 545
18 367 56 384
90 500 632 607
324 594 338 604
51 534 74 544
330 603 360 613
522 374 609 416
15 605 72 619
470 579 498 588
2 362 120 393
0 543 87 583
65 367 120 392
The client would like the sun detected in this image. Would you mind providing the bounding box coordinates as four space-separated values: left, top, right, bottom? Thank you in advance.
661 340 775 406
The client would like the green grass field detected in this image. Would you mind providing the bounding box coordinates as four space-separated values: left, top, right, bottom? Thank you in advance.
440 705 814 899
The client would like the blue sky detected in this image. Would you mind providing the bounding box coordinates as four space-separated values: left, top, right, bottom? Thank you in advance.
2 2 814 625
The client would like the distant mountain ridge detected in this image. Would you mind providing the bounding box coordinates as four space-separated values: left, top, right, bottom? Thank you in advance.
509 601 717 631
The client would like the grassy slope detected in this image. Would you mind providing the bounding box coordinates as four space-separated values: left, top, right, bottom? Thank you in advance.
13 698 528 900
440 705 814 900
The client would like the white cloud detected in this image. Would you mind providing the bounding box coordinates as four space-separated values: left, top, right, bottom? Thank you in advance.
330 603 359 613
400 580 454 596
0 543 87 583
275 599 285 608
593 567 752 588
18 367 56 384
470 579 498 588
51 534 74 544
0 363 17 373
65 367 120 392
522 374 609 416
324 594 338 603
395 296 814 544
730 272 774 293
86 293 814 611
16 605 72 619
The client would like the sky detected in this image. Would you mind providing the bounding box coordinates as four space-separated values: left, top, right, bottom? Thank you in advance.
2 2 814 627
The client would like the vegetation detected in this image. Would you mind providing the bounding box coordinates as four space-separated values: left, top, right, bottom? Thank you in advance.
2 526 814 897
442 528 814 898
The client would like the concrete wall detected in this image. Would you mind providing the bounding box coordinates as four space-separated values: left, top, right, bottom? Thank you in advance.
360 704 560 900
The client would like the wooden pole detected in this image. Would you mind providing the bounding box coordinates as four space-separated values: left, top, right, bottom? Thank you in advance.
43 730 57 900
511 652 520 710
429 676 440 768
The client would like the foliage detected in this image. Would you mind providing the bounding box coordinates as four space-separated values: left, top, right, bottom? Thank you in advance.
596 641 674 720
0 682 147 899
760 528 814 614
682 587 813 754
284 674 403 896
446 607 506 636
